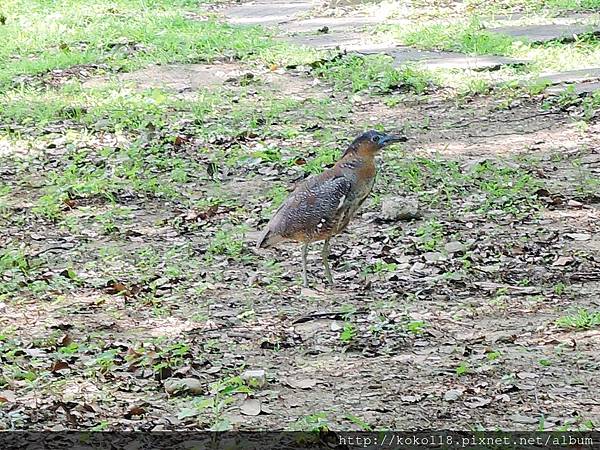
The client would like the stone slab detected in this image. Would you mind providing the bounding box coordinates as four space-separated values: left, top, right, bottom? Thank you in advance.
488 23 600 43
225 0 314 25
389 48 529 71
537 67 600 85
284 35 529 70
547 80 600 95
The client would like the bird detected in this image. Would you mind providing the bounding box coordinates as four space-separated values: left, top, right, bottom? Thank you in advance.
256 130 407 287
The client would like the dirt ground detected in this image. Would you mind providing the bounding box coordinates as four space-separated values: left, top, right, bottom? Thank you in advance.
1 58 600 431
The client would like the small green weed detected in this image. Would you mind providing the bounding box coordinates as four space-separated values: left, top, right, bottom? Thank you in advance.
556 309 600 330
456 361 470 376
340 322 357 343
206 226 248 261
293 412 331 432
313 55 432 93
415 219 444 251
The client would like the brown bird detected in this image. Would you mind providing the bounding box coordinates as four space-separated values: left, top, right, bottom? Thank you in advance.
257 130 407 286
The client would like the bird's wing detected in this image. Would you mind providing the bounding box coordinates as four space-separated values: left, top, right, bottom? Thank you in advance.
257 174 353 247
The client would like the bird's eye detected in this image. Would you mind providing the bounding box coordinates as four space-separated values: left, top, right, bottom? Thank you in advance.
371 135 380 143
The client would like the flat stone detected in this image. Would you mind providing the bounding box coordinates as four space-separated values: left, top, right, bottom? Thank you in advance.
547 81 600 96
225 0 314 25
488 23 600 43
415 54 529 71
380 196 420 221
164 378 204 396
373 47 529 70
445 241 466 253
538 67 600 85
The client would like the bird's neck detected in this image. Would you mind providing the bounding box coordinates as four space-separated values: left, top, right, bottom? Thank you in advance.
336 153 377 179
341 145 377 160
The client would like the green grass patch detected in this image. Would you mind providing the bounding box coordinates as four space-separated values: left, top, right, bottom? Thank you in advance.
313 55 434 93
464 0 600 14
556 309 600 329
386 157 542 216
394 20 516 56
0 0 316 90
384 17 600 74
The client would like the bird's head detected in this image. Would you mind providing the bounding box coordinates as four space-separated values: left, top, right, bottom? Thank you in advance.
344 130 407 158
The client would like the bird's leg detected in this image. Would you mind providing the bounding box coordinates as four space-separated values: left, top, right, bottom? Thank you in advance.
322 239 333 285
301 243 309 287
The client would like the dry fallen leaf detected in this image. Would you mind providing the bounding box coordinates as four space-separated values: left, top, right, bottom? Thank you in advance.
0 390 16 403
517 371 538 380
553 256 573 266
444 389 463 402
565 233 591 241
463 397 492 408
125 405 146 418
51 360 70 372
285 378 317 389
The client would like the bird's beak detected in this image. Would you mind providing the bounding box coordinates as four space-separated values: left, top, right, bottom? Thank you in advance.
381 134 408 145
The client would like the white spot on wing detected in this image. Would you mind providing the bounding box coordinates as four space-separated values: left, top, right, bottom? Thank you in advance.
337 195 346 210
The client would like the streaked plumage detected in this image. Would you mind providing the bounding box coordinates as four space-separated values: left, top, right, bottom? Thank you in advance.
257 130 406 286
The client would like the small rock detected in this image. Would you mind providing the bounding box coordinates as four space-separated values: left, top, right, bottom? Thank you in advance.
424 252 444 262
240 398 262 416
567 199 583 207
380 197 420 221
444 389 463 402
411 262 426 272
330 322 343 331
495 393 510 403
241 370 266 389
164 378 204 396
565 233 591 241
445 241 466 253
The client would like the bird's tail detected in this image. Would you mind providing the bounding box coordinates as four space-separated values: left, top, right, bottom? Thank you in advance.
256 227 283 249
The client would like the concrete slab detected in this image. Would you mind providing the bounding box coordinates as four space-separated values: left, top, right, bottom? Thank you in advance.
547 80 600 95
488 23 600 43
389 48 529 71
225 0 314 26
538 67 600 85
285 36 529 71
